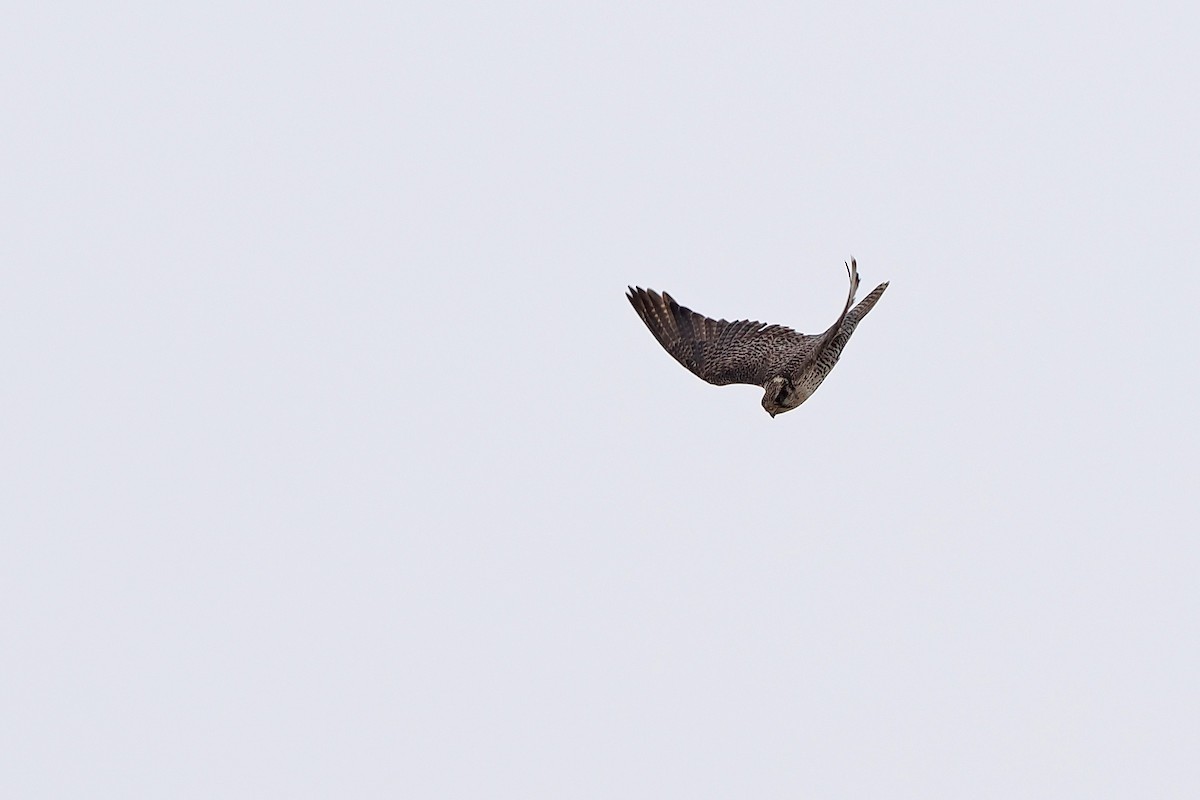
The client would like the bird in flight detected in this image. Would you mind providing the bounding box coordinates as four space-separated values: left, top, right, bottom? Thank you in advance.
627 259 888 417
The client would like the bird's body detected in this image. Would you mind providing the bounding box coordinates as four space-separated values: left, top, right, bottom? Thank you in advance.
626 259 888 416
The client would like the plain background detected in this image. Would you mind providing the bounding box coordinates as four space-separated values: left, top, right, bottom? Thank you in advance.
4 2 1198 797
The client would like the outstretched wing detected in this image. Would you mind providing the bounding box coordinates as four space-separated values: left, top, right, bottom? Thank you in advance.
793 258 860 371
626 287 816 386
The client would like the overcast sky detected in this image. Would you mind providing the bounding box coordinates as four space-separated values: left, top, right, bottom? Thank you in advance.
4 2 1198 798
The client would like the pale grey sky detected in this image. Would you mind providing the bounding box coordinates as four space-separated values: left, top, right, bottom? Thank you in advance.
3 2 1198 798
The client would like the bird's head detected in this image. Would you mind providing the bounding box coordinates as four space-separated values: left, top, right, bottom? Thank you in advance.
761 376 805 418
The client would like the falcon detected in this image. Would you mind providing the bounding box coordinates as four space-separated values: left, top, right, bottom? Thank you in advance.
627 259 888 417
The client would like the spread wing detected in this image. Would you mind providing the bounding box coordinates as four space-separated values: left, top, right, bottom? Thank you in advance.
626 287 817 387
795 258 861 371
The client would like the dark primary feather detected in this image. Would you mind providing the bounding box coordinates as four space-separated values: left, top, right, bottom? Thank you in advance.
625 287 820 386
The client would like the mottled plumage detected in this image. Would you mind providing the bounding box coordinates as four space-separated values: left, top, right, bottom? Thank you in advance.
627 259 888 416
